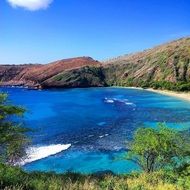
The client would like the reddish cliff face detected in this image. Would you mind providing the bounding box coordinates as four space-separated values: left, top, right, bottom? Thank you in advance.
0 57 103 89
0 64 40 87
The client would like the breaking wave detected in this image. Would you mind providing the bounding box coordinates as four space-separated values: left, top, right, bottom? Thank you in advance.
20 144 71 166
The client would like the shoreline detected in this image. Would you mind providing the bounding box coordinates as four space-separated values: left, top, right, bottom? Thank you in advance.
146 88 190 102
113 86 190 102
1 85 190 102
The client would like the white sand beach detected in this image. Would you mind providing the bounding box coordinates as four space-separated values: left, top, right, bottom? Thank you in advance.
146 88 190 102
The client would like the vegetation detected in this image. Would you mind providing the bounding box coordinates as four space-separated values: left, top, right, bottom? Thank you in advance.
102 38 190 91
125 124 190 173
139 81 190 91
0 93 190 189
48 66 107 88
1 162 190 189
0 93 29 164
112 79 190 92
0 163 183 190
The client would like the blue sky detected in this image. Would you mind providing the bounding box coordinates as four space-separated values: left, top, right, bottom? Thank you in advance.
1 0 190 64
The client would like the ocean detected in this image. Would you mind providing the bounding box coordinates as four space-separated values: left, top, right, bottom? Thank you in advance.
1 87 190 174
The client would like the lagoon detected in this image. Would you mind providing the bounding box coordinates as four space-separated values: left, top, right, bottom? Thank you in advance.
1 87 190 174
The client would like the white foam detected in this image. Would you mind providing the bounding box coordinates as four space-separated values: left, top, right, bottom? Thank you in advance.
104 97 136 106
104 98 114 103
99 134 109 138
124 102 134 105
20 144 71 166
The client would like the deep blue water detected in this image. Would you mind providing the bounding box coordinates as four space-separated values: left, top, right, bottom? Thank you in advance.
1 87 190 174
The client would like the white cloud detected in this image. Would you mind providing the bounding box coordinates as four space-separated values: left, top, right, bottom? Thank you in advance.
7 0 54 11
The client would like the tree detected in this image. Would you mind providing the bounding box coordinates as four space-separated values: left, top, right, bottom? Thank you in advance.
0 93 29 164
125 123 190 173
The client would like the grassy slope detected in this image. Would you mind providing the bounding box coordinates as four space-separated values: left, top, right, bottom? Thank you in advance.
48 37 190 91
103 37 190 91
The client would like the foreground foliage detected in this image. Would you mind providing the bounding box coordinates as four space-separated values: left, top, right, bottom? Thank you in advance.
0 93 29 164
125 124 190 173
1 163 190 190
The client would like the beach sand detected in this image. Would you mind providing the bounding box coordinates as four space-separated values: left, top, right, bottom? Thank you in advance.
114 86 190 102
146 89 190 102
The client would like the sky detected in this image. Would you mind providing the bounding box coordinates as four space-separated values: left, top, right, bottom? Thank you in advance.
1 0 190 64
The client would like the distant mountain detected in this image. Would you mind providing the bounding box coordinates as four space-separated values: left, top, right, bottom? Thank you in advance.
0 37 190 90
0 57 106 89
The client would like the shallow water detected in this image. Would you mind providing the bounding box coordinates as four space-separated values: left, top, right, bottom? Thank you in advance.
1 87 190 174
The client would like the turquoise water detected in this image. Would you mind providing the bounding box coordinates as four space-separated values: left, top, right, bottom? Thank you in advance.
1 87 190 174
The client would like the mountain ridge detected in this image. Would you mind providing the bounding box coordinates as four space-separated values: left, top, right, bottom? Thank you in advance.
102 37 190 90
0 57 104 89
1 37 190 90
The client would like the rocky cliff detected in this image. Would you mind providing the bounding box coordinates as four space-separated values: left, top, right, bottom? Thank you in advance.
0 37 190 90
